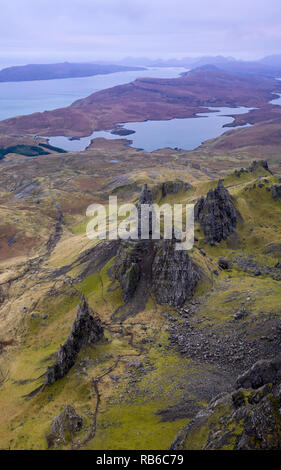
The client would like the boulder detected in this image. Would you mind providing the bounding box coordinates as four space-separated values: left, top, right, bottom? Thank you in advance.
272 185 281 200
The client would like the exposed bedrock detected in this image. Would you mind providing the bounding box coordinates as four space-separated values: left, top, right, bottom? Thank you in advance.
272 184 281 200
235 160 272 177
46 296 104 385
249 160 272 174
152 180 192 199
114 238 199 308
137 184 153 238
137 183 153 206
114 182 200 307
194 180 240 244
235 357 281 390
170 357 281 450
114 240 148 303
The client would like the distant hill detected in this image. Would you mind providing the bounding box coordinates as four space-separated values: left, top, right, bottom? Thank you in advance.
186 60 281 79
259 54 281 67
0 62 146 83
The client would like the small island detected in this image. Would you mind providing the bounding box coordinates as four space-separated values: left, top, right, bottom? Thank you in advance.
110 128 136 136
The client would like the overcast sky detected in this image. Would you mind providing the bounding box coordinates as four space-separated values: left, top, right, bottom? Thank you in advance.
1 0 281 65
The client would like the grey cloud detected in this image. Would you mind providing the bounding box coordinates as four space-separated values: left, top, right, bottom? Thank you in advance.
1 0 281 64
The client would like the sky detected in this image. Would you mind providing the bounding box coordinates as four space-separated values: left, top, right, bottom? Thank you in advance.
1 0 281 66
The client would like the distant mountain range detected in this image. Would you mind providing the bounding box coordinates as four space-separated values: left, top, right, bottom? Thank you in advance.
115 54 281 78
0 62 146 83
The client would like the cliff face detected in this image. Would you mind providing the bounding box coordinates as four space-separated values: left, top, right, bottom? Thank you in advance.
114 184 199 308
46 297 104 385
171 357 281 450
195 180 240 244
152 180 192 199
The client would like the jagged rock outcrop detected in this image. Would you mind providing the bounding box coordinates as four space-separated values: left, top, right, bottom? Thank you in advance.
235 357 281 390
152 239 199 307
137 183 153 238
218 257 231 270
195 180 240 244
152 180 192 199
170 357 281 450
0 286 5 304
46 297 104 385
114 240 146 302
272 185 281 200
235 160 272 178
114 184 199 307
46 405 82 448
137 183 153 206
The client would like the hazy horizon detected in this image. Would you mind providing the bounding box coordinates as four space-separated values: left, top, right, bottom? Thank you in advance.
1 0 281 67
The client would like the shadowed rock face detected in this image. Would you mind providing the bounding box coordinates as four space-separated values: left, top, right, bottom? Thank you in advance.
272 185 281 200
152 239 199 307
171 357 281 450
152 180 192 199
235 160 272 178
137 184 153 238
114 184 154 302
115 238 199 307
114 240 145 302
137 184 153 207
235 357 281 390
46 297 104 385
195 180 240 244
